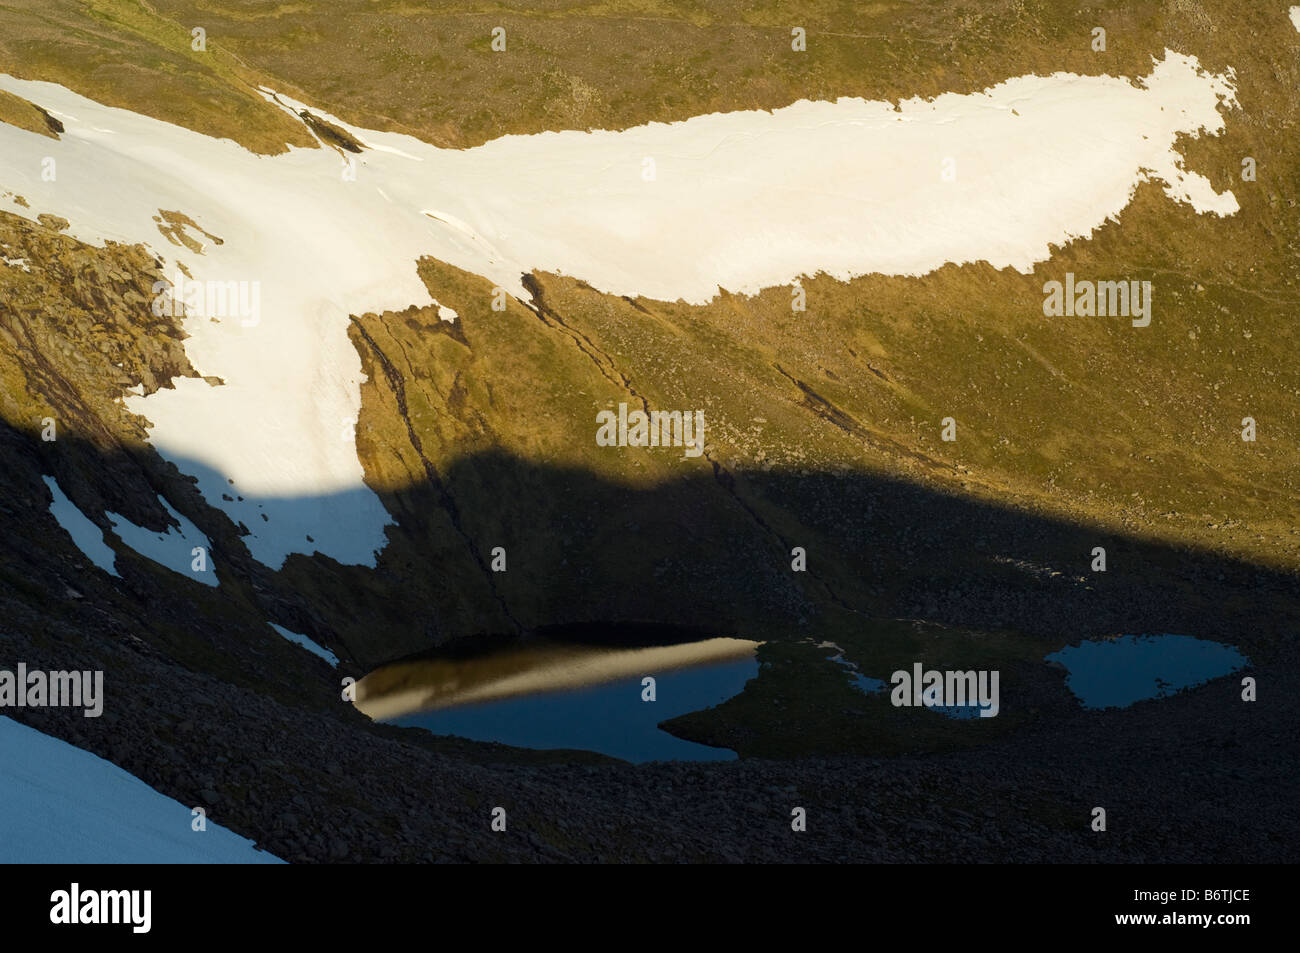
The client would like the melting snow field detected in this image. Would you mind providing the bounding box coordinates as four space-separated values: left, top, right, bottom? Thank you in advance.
269 623 339 666
0 715 282 863
0 51 1239 568
107 496 218 587
43 475 216 584
43 475 119 577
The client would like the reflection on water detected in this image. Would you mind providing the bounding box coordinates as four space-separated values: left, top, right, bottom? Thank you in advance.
1046 634 1249 709
355 636 759 762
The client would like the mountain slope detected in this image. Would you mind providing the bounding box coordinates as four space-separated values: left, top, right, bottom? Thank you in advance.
0 0 1297 862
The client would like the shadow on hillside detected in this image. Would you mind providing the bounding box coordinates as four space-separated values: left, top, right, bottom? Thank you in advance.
12 415 1296 674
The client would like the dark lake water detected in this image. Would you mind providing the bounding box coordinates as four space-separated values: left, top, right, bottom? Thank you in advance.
823 642 992 718
355 635 759 762
1046 634 1249 709
821 634 1246 716
355 630 1248 761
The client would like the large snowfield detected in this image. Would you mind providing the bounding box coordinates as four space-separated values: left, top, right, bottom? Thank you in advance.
0 50 1240 570
0 716 282 863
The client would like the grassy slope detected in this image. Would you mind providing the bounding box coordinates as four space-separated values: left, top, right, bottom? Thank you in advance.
0 0 314 153
137 0 1193 148
0 89 60 138
3 0 1290 564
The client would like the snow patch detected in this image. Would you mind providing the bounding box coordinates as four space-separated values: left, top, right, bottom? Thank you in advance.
0 715 282 863
430 298 458 322
42 476 119 576
269 623 339 666
107 496 217 587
